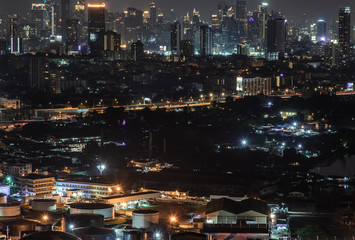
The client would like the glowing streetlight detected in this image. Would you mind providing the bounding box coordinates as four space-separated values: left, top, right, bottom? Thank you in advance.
241 139 247 146
116 186 121 191
70 224 74 230
97 164 106 175
43 215 48 222
155 232 161 239
170 216 176 223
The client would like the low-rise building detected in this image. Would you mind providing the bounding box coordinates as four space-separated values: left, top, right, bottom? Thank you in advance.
17 174 55 197
202 198 269 240
56 179 121 199
0 98 21 109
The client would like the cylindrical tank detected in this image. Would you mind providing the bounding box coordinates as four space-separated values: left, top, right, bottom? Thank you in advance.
0 194 7 204
20 231 81 240
32 199 56 212
0 185 10 195
0 203 21 217
123 231 142 240
72 226 116 240
35 224 53 232
70 203 114 220
132 210 159 229
3 219 37 237
63 214 104 232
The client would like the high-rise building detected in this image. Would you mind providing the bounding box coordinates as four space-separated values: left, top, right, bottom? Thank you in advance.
9 14 22 54
60 0 72 37
73 0 86 48
104 31 121 51
125 8 143 29
88 3 106 55
150 2 157 27
236 0 248 39
31 3 47 36
171 22 182 55
131 40 144 61
267 18 286 58
66 19 79 51
339 7 351 63
180 40 194 57
317 19 327 42
200 25 213 56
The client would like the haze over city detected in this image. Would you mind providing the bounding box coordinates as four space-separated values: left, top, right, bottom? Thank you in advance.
2 0 355 22
1 0 355 239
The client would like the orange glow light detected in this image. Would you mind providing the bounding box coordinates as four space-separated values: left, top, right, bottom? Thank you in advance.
88 3 106 8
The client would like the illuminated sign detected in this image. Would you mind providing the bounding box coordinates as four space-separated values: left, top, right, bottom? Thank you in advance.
347 82 353 91
88 3 105 8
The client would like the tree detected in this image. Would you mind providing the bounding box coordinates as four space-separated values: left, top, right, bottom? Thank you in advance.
297 225 326 239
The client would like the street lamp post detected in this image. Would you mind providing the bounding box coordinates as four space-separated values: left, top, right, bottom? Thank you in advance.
97 164 106 175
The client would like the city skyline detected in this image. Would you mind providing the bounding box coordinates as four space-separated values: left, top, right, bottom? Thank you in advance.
1 0 355 23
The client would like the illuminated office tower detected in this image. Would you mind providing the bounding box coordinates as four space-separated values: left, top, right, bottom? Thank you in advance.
236 0 248 39
31 3 47 36
317 19 327 42
150 2 157 27
88 3 106 55
170 22 182 55
66 19 79 51
267 18 286 59
339 7 351 64
200 25 213 56
9 14 22 54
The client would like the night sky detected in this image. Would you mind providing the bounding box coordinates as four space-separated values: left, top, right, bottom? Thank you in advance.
2 0 355 22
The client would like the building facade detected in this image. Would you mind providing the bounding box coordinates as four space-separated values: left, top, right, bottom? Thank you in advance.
236 76 271 96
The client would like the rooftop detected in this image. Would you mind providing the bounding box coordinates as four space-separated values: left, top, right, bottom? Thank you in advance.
102 191 160 200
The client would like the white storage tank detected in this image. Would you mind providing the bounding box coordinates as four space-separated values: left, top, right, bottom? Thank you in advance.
0 203 21 217
132 210 159 229
0 185 10 196
32 199 57 212
69 203 114 220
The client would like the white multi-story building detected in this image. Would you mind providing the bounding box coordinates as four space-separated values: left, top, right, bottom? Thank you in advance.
17 174 55 196
236 76 272 96
55 179 121 199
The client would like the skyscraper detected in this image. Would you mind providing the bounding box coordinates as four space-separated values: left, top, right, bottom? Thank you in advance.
150 2 157 27
31 3 47 36
88 3 106 55
200 25 213 56
317 19 327 42
66 19 79 51
267 18 286 59
131 40 144 61
236 0 248 39
339 7 351 63
60 0 72 37
171 22 182 55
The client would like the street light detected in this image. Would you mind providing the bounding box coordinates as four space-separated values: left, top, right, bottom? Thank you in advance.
241 139 247 146
97 164 106 175
42 215 48 224
155 232 161 239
